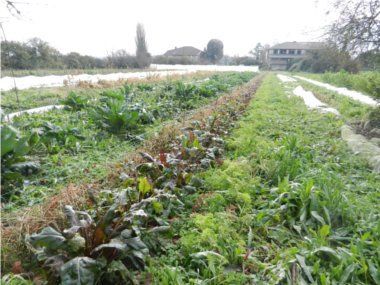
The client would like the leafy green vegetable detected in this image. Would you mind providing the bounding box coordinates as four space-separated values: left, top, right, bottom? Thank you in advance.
1 125 40 200
61 91 89 110
60 257 103 285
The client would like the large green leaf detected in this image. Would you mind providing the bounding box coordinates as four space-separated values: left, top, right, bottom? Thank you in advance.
29 226 66 250
91 238 127 255
104 260 138 285
1 172 23 186
1 125 17 157
60 257 102 285
138 177 151 195
312 246 341 262
368 260 380 285
13 137 30 156
92 236 148 253
63 205 93 228
124 236 148 252
296 254 314 283
191 251 227 261
64 205 80 227
10 161 40 175
125 111 139 129
339 263 358 284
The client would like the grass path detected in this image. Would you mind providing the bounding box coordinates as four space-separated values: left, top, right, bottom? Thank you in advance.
147 74 380 284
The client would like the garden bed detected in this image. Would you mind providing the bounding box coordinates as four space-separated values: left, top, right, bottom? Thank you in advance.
2 73 380 284
2 73 262 278
1 72 257 211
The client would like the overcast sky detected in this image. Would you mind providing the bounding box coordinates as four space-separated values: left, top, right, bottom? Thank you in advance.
0 0 336 57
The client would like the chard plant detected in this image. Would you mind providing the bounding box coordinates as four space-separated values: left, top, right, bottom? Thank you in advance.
90 99 140 134
28 189 177 285
1 125 40 200
27 81 252 283
34 121 86 154
61 91 89 111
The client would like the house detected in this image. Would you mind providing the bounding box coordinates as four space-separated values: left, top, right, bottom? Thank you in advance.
164 46 202 61
268 42 324 71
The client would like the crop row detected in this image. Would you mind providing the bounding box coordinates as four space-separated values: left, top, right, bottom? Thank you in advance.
1 72 256 210
1 75 262 284
146 74 380 284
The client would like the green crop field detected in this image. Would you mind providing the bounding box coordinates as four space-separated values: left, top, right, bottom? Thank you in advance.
1 72 380 285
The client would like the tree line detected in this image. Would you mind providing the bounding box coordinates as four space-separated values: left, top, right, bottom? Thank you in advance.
1 24 152 70
2 0 378 73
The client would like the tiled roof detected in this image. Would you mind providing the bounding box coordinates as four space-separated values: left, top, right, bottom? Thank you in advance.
270 42 324 50
164 46 202 56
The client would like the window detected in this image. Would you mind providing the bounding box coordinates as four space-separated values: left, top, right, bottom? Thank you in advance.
280 49 287 54
273 49 279 55
289 49 295 55
297 50 302 55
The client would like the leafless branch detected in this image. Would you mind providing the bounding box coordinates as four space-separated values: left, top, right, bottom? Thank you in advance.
327 0 380 54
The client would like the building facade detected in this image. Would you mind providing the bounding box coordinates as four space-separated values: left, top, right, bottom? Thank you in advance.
163 46 202 62
268 42 323 71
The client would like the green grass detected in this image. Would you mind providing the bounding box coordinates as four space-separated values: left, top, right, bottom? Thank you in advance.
147 74 380 284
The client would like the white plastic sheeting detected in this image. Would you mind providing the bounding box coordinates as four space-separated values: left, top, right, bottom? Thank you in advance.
277 74 297 82
294 76 379 106
0 65 259 92
4 105 64 122
0 70 192 92
341 125 380 173
293 86 340 116
152 64 259 72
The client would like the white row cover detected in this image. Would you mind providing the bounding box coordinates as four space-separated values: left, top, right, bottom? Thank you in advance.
292 86 340 116
152 64 259 72
3 105 65 122
294 76 379 106
276 74 297 82
0 70 192 92
0 65 259 92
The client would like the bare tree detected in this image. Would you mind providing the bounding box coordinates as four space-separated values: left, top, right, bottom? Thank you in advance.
135 23 151 68
4 0 21 17
327 0 380 54
249 43 261 60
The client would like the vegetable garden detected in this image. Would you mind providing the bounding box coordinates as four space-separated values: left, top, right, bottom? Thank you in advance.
1 72 254 210
1 71 380 284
